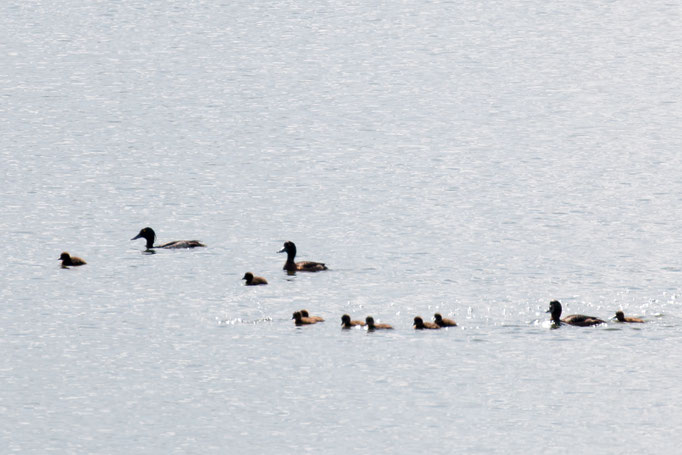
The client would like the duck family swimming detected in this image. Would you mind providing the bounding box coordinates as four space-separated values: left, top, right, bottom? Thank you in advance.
131 227 205 249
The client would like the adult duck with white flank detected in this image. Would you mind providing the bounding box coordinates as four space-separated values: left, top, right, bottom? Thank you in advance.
278 241 327 272
546 300 605 327
131 227 205 249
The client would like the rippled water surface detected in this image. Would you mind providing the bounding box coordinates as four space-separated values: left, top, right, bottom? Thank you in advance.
1 0 681 453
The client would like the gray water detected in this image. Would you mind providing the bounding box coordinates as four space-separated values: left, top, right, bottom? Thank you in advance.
1 0 681 453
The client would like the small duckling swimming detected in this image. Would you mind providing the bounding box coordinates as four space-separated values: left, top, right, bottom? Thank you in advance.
366 316 393 331
242 272 268 286
614 311 644 323
341 314 365 328
292 311 320 326
278 241 327 272
131 227 205 249
59 252 86 267
434 313 457 327
413 316 440 330
546 300 605 327
300 309 324 322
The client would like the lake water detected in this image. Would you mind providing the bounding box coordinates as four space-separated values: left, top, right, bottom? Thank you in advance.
1 0 681 453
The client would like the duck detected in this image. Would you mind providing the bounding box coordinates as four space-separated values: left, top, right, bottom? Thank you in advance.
341 314 365 328
278 241 327 272
300 309 324 322
413 316 440 330
546 300 605 327
59 252 86 267
131 227 205 249
365 316 393 331
292 311 320 326
614 311 644 323
242 272 268 286
434 313 457 327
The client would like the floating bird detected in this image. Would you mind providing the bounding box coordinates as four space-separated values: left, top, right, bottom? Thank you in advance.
242 272 268 286
278 241 327 272
292 311 320 326
413 316 440 330
614 311 644 323
341 314 365 328
434 313 457 327
59 252 86 268
131 227 205 249
546 300 605 327
366 316 393 331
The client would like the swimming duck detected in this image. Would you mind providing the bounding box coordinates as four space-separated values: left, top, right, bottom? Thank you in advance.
292 311 320 326
59 252 86 267
278 241 327 272
434 313 457 327
341 314 365 328
366 316 393 331
413 316 440 330
242 272 268 286
300 309 324 322
131 227 205 249
614 311 644 323
546 300 605 327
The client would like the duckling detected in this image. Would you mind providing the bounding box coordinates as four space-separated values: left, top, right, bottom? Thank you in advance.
546 300 605 327
292 311 319 326
434 313 457 327
278 241 327 272
413 316 440 330
242 272 268 286
341 314 365 328
614 311 644 323
131 227 205 249
59 252 86 267
300 309 324 322
366 316 393 331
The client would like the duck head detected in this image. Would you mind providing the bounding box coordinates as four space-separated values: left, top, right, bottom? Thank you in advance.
131 227 156 249
546 300 563 322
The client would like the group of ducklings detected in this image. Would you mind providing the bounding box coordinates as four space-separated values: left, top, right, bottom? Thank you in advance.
290 311 457 331
60 228 646 328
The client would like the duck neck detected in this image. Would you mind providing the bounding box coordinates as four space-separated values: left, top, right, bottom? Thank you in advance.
145 236 154 249
552 315 562 326
284 251 296 269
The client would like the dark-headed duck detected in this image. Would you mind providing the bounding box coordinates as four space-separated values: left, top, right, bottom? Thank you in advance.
292 311 319 326
413 316 440 330
546 300 605 327
341 314 365 328
278 241 327 272
300 309 324 322
59 252 86 267
434 313 457 327
615 311 644 323
366 316 393 331
242 272 268 286
131 227 205 249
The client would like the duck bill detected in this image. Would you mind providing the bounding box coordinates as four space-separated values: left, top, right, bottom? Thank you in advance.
277 247 286 253
131 234 142 240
